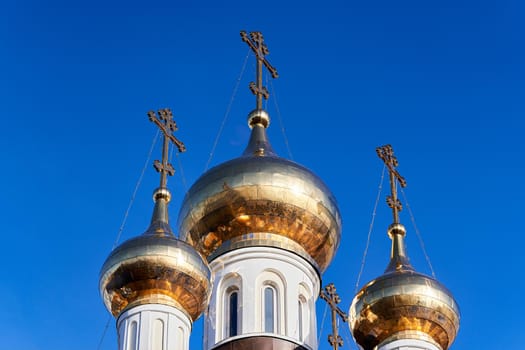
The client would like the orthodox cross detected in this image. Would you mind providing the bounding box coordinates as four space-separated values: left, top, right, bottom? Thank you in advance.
320 283 348 350
376 144 407 224
148 108 186 189
240 30 279 110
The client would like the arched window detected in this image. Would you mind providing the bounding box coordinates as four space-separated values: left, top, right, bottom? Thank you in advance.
127 321 137 350
256 270 285 334
298 296 308 341
298 300 303 340
176 327 184 349
298 283 311 343
264 286 277 333
151 319 164 350
228 290 239 337
219 274 242 341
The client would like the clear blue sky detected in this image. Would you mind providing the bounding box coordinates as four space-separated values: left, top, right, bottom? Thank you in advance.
1 0 523 349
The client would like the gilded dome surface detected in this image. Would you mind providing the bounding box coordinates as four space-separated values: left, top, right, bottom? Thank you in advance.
349 224 460 350
100 233 211 320
349 269 460 350
178 112 341 273
99 190 211 321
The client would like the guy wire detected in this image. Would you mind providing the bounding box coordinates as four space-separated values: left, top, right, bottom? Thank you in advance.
112 129 159 250
204 49 250 172
270 79 293 160
318 301 329 345
354 164 386 294
400 187 436 278
99 129 160 349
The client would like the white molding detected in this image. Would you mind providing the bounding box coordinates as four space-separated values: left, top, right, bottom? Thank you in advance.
256 270 286 334
379 338 442 350
204 246 320 350
216 273 242 340
117 304 192 350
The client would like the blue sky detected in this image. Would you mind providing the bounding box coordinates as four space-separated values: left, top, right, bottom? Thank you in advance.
1 0 523 349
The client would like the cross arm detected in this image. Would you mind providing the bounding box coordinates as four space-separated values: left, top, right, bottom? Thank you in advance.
167 134 186 153
240 30 279 78
149 112 186 153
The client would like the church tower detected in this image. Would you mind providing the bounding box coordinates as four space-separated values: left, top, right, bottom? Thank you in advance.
349 145 460 350
98 32 461 350
177 31 342 350
99 109 212 350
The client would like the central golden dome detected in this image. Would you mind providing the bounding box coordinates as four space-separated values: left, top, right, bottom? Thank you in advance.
178 110 341 273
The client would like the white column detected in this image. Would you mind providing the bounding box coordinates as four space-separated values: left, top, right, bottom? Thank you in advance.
117 304 192 350
204 246 320 350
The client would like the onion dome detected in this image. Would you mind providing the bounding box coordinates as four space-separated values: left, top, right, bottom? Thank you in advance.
349 224 460 350
100 188 211 321
178 109 342 273
100 109 212 321
350 145 459 350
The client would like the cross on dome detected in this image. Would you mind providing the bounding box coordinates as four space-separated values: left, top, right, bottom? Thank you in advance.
240 30 279 111
148 109 186 190
376 144 407 224
320 283 348 350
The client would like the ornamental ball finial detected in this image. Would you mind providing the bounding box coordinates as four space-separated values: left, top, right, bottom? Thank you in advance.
247 109 270 128
153 187 171 203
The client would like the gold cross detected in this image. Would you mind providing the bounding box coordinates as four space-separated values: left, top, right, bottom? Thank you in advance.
320 283 348 350
240 30 279 110
376 144 407 224
148 109 186 189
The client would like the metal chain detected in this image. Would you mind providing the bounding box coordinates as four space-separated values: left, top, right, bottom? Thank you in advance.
176 152 189 195
341 317 357 349
169 139 174 163
98 130 159 349
269 79 293 160
112 129 159 250
354 164 386 293
204 49 250 172
318 301 329 346
400 187 436 278
164 127 192 232
264 72 269 110
96 315 111 350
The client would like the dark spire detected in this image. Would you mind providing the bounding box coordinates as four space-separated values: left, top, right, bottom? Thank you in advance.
376 144 413 272
145 109 186 236
240 31 279 157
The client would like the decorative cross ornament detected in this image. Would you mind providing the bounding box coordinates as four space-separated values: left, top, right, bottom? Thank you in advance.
376 144 407 224
240 30 279 110
148 109 186 189
320 283 348 350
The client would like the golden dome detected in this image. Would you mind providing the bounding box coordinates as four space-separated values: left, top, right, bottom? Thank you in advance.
178 110 342 273
99 188 211 321
349 224 460 350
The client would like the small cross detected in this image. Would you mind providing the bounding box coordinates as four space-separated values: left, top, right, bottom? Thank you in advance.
320 283 348 350
240 30 279 110
148 109 186 189
376 144 407 224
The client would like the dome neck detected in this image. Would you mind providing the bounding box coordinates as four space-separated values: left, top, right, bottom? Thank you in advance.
145 187 174 236
242 109 276 157
385 223 414 273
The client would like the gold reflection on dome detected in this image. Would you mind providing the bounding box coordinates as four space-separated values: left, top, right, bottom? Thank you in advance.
350 146 460 350
99 234 211 321
178 155 342 273
236 214 250 223
178 34 341 273
349 270 460 350
100 111 211 322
